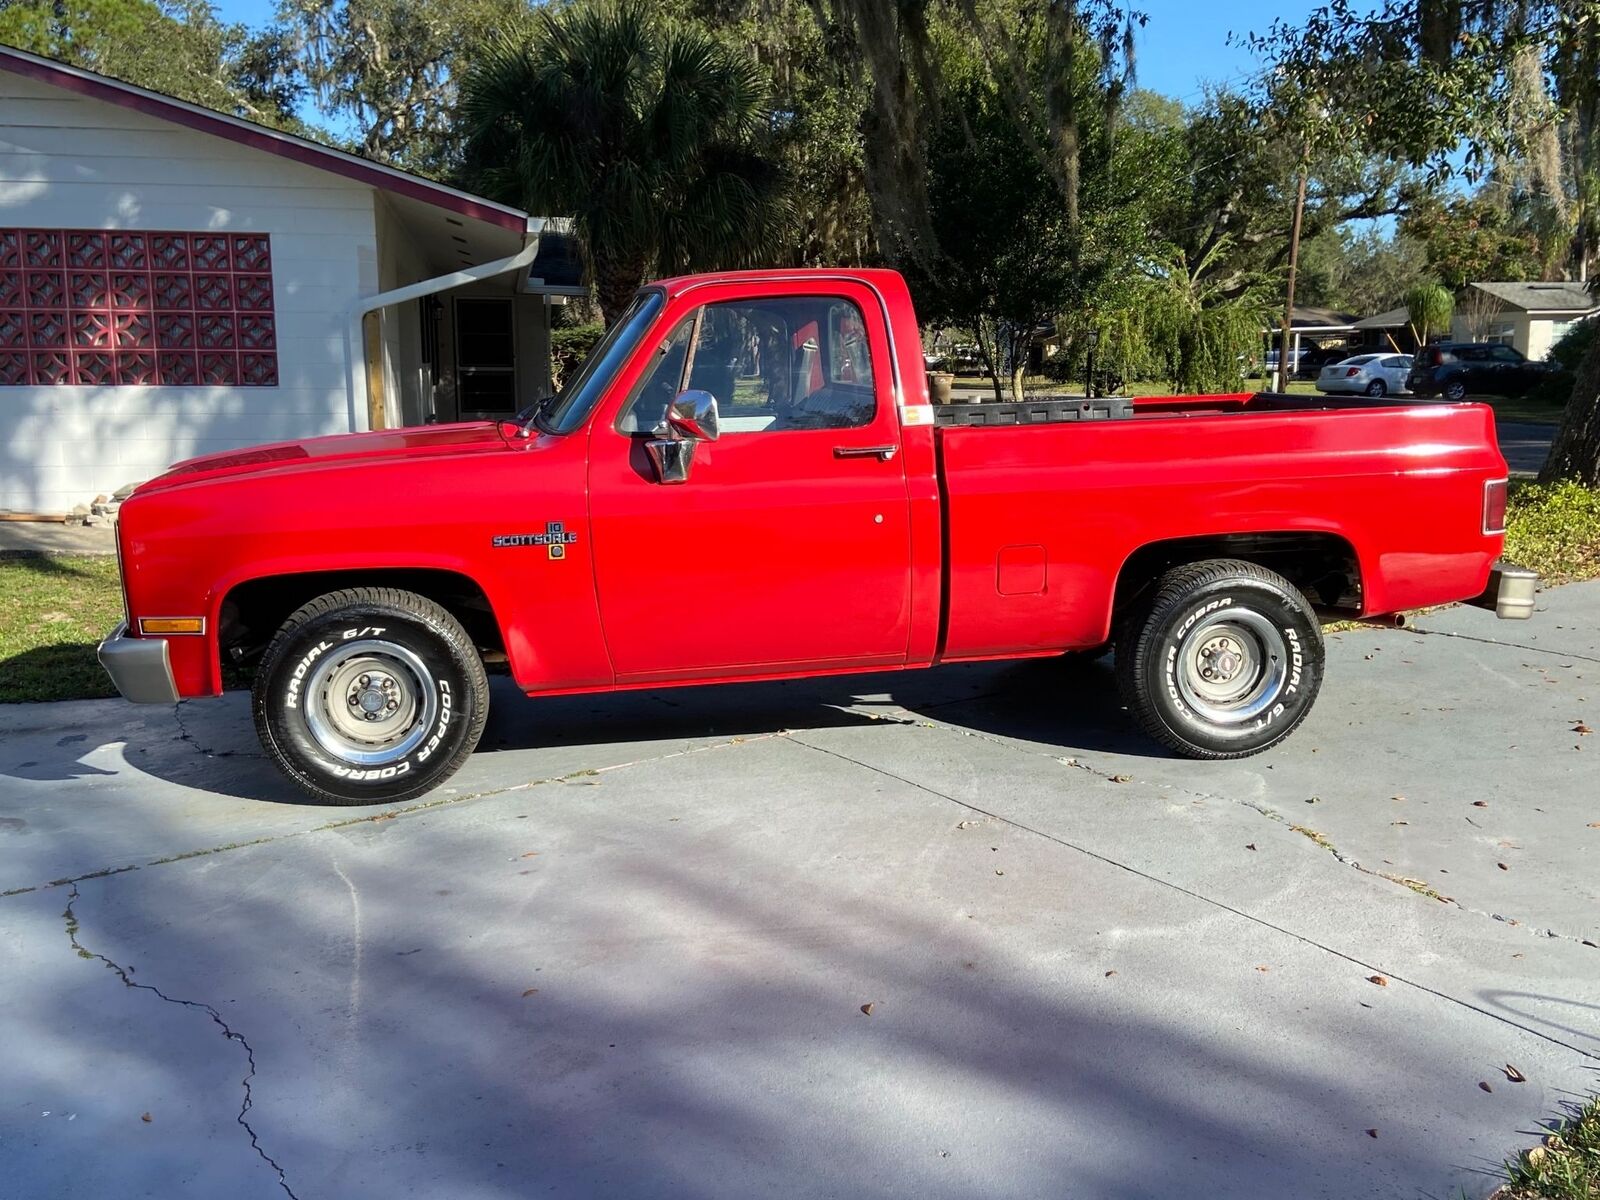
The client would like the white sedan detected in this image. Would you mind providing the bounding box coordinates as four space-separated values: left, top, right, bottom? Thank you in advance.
1314 353 1414 397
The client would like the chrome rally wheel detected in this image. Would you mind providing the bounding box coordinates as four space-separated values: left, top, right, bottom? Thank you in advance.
1173 609 1290 726
302 640 438 766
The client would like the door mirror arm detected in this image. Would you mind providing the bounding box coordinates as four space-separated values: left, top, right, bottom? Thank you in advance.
646 389 720 484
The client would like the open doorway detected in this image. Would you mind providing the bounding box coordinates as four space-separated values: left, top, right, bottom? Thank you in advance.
454 297 518 419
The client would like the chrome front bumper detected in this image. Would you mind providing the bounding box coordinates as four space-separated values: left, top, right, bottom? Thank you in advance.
1469 562 1539 621
97 622 180 703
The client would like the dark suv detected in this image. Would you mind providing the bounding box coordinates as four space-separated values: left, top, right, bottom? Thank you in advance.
1294 345 1351 380
1406 342 1549 400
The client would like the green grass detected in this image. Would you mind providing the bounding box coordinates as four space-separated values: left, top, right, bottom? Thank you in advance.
1496 1094 1600 1200
1503 480 1600 586
0 555 123 703
1480 392 1569 426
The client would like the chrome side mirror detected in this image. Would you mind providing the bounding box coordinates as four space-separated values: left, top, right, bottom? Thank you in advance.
646 389 720 484
661 389 720 442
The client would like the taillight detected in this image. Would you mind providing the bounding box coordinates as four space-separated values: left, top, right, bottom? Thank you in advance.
1483 478 1508 535
1346 367 1360 376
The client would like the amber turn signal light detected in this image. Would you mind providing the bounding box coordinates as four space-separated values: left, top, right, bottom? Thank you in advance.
138 617 205 635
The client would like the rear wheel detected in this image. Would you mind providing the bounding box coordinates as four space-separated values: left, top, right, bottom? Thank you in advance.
252 587 489 804
1364 379 1387 397
1115 559 1323 759
1443 378 1468 401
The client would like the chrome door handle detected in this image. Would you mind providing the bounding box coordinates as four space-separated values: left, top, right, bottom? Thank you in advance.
834 445 898 462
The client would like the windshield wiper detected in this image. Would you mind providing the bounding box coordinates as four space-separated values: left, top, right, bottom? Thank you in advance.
518 391 561 435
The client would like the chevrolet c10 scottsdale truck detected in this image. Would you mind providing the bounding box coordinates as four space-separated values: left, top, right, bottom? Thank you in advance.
98 268 1538 804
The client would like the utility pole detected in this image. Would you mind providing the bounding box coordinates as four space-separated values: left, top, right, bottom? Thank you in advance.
1276 165 1309 394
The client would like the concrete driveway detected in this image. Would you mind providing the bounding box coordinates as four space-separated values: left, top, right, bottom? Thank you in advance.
2 584 1597 1200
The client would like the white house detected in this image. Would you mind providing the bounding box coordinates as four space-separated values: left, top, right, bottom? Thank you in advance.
1 46 579 515
1451 281 1599 361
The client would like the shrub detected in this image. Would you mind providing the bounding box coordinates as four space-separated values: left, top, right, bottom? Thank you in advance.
1503 479 1600 585
550 322 605 392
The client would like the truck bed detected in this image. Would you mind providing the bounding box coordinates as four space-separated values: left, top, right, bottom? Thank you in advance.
931 393 1506 661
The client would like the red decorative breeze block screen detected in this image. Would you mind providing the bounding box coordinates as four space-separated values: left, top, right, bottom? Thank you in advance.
0 228 277 387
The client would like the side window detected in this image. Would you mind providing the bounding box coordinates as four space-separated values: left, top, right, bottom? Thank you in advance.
620 295 877 435
1490 345 1524 363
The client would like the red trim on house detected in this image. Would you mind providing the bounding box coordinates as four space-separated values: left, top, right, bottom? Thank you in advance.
0 46 529 234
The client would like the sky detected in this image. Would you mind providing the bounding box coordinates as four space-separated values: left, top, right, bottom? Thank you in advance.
1127 0 1317 106
208 0 1321 115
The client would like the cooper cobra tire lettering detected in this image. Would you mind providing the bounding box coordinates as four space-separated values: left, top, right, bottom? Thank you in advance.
1162 645 1190 717
416 679 453 764
1177 596 1231 638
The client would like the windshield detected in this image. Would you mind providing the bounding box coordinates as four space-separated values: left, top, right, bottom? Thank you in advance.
533 291 665 435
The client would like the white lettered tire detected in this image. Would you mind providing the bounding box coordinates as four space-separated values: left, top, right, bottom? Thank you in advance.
1115 559 1324 758
252 587 490 804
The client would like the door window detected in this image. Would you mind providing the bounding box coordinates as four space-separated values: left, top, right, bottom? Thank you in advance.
1489 345 1525 363
455 298 516 413
618 296 877 435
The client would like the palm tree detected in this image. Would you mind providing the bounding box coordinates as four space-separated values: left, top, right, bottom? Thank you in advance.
459 1 788 324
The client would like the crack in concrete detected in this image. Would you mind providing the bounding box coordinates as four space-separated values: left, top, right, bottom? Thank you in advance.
785 732 1600 1061
890 704 1599 948
62 882 299 1199
3 731 778 902
171 703 266 760
1409 625 1600 666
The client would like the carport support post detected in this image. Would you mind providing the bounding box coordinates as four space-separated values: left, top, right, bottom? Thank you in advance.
1276 166 1309 394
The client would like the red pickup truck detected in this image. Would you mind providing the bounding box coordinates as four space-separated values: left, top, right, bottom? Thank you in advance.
99 268 1536 804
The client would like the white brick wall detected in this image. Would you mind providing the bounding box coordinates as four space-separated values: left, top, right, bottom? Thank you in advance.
0 71 379 513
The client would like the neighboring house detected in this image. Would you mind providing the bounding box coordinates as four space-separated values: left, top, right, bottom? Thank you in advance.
1450 281 1599 361
1 45 579 515
1350 308 1421 355
1264 306 1358 365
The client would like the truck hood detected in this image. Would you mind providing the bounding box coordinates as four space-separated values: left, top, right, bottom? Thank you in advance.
138 421 517 493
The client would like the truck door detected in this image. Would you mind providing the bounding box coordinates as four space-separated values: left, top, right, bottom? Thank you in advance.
587 284 912 681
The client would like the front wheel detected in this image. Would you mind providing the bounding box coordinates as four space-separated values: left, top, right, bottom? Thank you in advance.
253 587 489 804
1115 560 1324 758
